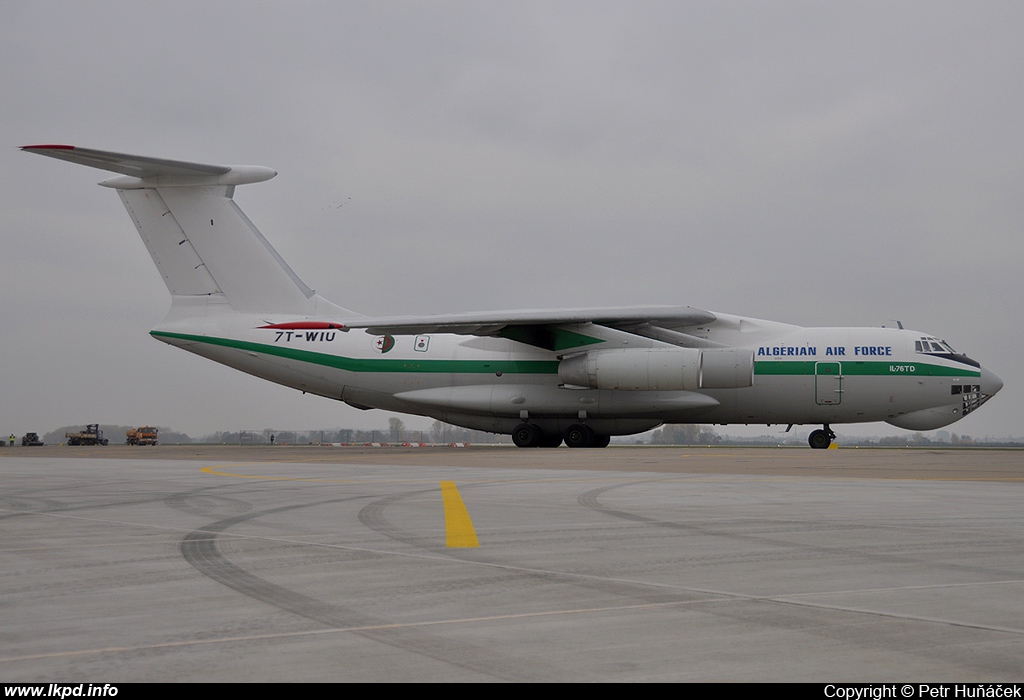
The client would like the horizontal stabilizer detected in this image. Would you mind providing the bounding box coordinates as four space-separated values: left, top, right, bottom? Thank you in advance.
21 145 275 188
22 145 230 178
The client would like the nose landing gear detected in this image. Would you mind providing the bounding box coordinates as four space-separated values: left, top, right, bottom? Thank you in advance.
808 425 836 449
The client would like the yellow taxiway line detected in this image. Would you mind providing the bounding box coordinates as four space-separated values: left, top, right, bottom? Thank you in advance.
440 481 479 548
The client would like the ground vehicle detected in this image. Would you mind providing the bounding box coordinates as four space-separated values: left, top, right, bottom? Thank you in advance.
126 426 158 445
21 433 43 446
66 424 109 446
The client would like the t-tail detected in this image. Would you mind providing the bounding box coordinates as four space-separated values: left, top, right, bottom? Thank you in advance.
21 145 350 318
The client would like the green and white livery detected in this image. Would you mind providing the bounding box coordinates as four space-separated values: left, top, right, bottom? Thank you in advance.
24 145 1002 449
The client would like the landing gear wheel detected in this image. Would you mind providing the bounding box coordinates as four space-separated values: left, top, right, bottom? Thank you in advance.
808 429 832 449
564 423 594 448
512 423 542 448
590 433 611 448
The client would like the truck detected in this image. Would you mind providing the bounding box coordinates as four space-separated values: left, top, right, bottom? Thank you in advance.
21 433 43 446
126 426 158 446
66 424 109 446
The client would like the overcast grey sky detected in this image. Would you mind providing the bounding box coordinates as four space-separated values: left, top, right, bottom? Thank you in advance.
2 1 1021 439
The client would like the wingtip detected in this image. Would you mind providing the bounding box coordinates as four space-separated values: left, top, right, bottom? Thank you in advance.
21 144 75 151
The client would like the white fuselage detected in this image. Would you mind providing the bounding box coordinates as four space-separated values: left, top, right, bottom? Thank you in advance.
24 144 1002 447
152 304 996 437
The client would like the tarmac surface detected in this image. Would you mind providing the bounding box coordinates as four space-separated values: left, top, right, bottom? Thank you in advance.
1 445 1022 682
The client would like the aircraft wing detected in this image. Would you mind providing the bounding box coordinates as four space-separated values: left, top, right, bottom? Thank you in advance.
339 306 716 334
267 306 724 351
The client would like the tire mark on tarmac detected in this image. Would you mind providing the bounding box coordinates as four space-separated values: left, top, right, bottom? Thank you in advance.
164 488 253 518
357 488 444 551
576 482 1024 655
0 495 67 512
178 491 559 681
577 483 1024 579
364 481 706 607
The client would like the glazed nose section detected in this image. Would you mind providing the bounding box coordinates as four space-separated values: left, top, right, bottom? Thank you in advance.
981 366 1003 398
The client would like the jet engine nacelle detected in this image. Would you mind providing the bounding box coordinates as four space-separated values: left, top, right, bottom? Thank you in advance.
558 347 754 391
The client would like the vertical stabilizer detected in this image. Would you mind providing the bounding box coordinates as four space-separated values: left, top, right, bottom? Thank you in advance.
22 145 334 316
117 185 316 313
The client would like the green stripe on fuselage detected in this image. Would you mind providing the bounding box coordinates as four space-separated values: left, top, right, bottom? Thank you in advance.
754 360 980 377
150 331 561 374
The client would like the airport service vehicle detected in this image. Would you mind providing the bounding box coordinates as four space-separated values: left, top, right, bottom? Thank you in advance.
126 426 159 446
21 433 43 447
24 145 1003 448
66 424 109 446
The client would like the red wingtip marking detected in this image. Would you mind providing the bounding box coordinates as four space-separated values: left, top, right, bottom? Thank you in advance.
21 144 76 151
258 321 345 330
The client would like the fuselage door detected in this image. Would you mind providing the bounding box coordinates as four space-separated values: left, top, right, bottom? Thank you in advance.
815 362 842 405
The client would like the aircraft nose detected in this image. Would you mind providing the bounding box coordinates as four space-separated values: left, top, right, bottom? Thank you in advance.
981 366 1003 397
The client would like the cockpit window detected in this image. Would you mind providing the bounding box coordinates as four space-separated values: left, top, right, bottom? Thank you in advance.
916 337 958 355
914 336 979 367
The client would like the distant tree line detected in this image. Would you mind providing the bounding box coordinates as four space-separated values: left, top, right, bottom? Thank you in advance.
14 421 1019 448
649 424 722 445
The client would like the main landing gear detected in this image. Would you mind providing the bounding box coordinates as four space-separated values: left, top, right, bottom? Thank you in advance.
512 423 544 447
512 423 562 448
563 423 611 449
511 423 611 448
808 424 836 449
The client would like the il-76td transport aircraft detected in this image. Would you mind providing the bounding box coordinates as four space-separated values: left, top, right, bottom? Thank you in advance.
24 145 1003 448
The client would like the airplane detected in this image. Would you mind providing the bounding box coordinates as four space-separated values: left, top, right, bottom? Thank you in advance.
22 144 1003 449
